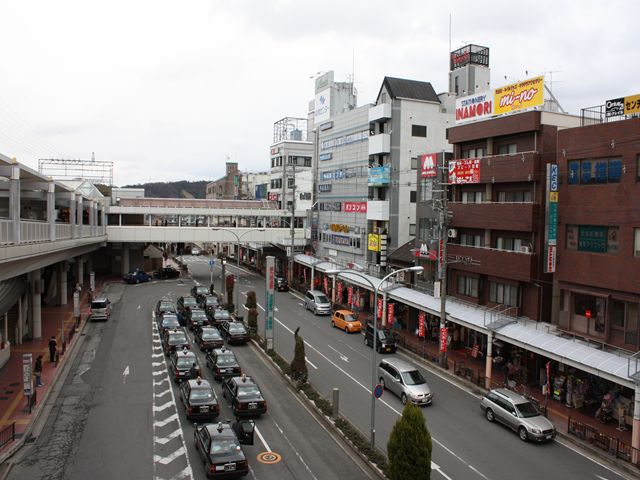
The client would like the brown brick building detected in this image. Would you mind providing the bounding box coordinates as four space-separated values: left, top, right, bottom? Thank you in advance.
206 162 241 200
554 118 640 350
445 111 580 322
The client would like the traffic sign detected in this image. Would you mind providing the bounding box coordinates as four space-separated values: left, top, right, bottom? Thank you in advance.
373 383 384 399
209 259 215 267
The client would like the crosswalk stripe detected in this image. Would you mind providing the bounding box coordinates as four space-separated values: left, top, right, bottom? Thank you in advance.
152 361 165 367
152 353 164 358
152 370 166 377
154 388 172 398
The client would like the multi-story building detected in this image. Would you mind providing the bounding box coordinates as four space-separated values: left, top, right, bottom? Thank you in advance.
206 162 242 200
309 71 357 130
367 76 455 272
555 116 640 350
241 171 270 200
316 104 371 267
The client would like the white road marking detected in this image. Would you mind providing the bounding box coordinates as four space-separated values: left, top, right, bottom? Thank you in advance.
432 462 454 480
152 370 165 377
153 377 169 387
123 365 130 384
306 358 318 369
137 304 141 310
272 418 319 480
154 430 183 445
153 400 175 412
154 446 187 464
254 425 271 452
154 413 179 428
152 361 165 367
154 388 172 398
327 345 349 363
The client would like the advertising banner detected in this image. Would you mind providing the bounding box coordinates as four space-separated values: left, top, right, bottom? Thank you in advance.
420 153 438 178
448 158 481 184
377 297 383 319
368 234 381 252
23 353 33 397
323 277 329 295
606 97 625 117
265 256 275 350
343 202 367 213
347 286 353 306
314 88 331 123
439 327 448 353
625 94 640 115
493 76 544 115
387 303 394 326
455 92 494 124
368 166 390 186
418 312 426 338
337 282 343 301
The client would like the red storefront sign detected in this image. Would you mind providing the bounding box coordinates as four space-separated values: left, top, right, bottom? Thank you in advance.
439 327 448 353
387 303 395 326
337 282 343 301
347 286 353 306
418 312 426 338
343 202 367 213
448 158 481 184
323 277 329 295
420 153 437 178
377 298 383 319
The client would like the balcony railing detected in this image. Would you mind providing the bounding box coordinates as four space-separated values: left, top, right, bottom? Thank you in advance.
0 219 11 245
449 202 539 232
447 243 536 282
56 223 73 240
451 151 539 183
368 133 391 155
0 218 105 247
20 220 49 244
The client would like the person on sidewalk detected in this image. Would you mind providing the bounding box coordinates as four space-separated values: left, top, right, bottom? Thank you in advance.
48 336 57 363
34 354 44 387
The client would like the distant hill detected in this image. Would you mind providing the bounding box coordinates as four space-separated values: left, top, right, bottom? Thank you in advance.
120 180 208 198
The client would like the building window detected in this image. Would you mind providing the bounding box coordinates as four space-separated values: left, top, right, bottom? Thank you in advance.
270 179 282 189
497 190 532 202
412 125 427 137
497 144 517 155
489 282 520 307
496 237 523 251
462 148 484 159
410 191 417 203
411 157 419 169
569 158 623 185
420 180 432 201
287 177 294 188
409 224 416 236
460 233 482 247
457 275 479 298
635 228 640 257
461 191 483 203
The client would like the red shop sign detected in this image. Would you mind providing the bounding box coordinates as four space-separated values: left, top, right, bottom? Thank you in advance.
418 312 426 338
323 277 329 294
387 303 394 326
337 282 343 300
439 327 448 353
347 286 353 306
377 298 383 319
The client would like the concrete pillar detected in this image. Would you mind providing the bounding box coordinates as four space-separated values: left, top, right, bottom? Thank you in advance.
76 195 83 235
70 193 77 238
632 383 640 458
31 269 42 340
9 164 20 244
77 256 84 287
47 180 56 241
485 331 494 389
59 262 68 305
122 244 130 275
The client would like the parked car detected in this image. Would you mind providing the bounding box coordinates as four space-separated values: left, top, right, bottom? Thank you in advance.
304 290 331 315
331 309 362 333
156 299 176 317
159 313 180 334
179 377 219 421
199 294 220 313
193 422 249 478
222 375 267 417
191 247 202 256
364 324 397 353
177 295 199 325
206 347 242 381
275 277 289 292
220 321 249 345
89 297 111 321
170 349 201 383
481 388 556 442
153 266 180 280
187 308 209 330
123 269 151 284
211 308 231 328
194 326 224 352
162 329 190 355
378 357 433 406
191 285 210 299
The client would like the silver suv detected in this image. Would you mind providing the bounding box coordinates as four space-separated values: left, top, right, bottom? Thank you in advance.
481 388 556 442
304 290 331 315
90 297 111 321
378 358 433 406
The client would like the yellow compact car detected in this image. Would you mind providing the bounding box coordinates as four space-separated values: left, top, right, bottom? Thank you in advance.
331 310 362 333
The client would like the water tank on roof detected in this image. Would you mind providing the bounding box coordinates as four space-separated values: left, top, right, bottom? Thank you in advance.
289 129 302 141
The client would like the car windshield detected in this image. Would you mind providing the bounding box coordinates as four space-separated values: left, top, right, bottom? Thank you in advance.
170 333 187 343
216 354 236 365
316 294 329 303
159 302 173 309
378 330 389 340
176 356 196 368
237 385 261 397
205 297 218 305
184 298 198 307
209 438 241 455
344 314 357 322
229 324 246 333
162 318 179 327
91 301 107 309
215 311 230 319
190 388 214 401
515 401 540 418
401 370 427 386
191 312 207 320
202 330 221 340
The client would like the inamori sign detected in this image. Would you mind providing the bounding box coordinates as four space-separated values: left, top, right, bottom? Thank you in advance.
455 92 493 124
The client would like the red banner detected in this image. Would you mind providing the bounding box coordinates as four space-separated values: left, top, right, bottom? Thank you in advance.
323 277 329 295
387 303 394 326
418 311 426 338
420 153 437 178
439 327 448 353
337 282 343 301
343 201 367 213
377 298 383 319
347 286 353 306
448 158 481 184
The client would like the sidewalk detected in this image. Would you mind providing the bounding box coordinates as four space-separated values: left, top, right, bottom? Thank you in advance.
0 278 110 456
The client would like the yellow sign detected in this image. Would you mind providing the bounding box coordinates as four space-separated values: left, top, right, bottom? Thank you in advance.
625 94 640 115
367 234 380 252
549 191 558 202
494 76 544 115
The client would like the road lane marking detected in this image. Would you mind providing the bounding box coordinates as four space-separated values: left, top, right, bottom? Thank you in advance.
152 401 175 412
306 358 318 369
254 425 271 452
271 418 318 480
154 446 187 465
123 365 130 384
327 345 349 362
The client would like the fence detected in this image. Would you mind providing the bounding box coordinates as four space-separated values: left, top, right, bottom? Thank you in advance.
20 220 49 243
568 416 640 468
0 422 15 449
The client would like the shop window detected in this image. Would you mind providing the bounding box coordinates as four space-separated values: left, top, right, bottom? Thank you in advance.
497 144 517 155
573 293 597 316
489 282 520 307
611 300 625 328
412 125 427 137
457 275 479 298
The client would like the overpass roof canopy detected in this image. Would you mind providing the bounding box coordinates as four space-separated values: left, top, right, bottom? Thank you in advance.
115 197 279 210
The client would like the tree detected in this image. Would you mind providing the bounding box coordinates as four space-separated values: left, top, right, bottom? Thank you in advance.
290 327 308 383
245 291 257 309
226 275 235 313
387 403 432 480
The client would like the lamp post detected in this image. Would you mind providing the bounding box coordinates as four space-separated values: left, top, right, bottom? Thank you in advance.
212 227 265 317
325 265 423 450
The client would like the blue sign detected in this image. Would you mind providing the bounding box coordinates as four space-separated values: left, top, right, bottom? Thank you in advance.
319 153 332 161
209 259 215 267
368 166 390 186
550 164 558 192
373 384 384 399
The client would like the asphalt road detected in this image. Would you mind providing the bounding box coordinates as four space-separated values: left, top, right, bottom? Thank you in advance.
186 254 631 480
6 267 371 480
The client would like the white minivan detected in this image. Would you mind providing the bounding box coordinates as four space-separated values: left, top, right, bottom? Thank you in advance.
304 290 332 315
90 297 111 321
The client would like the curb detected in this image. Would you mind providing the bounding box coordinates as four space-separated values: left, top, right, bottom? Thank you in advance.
248 339 385 480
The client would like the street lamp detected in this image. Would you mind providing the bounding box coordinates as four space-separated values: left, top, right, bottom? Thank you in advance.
325 265 423 450
212 227 265 317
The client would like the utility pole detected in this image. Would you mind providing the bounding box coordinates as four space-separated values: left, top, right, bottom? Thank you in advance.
289 163 296 284
436 152 449 368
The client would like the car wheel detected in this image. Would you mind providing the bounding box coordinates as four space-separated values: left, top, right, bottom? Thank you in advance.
344 327 349 334
519 427 528 442
485 408 495 422
401 393 408 405
313 307 317 315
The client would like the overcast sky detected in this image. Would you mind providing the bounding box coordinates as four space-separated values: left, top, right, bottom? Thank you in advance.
0 0 638 186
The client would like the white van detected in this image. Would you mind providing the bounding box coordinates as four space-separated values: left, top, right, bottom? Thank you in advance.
90 297 111 321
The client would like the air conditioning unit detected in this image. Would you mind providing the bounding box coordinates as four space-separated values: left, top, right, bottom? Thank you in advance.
447 228 458 238
520 245 531 253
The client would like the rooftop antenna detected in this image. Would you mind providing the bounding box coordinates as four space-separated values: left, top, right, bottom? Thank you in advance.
91 151 95 162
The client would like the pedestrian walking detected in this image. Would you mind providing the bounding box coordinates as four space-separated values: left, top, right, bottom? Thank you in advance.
34 355 44 387
48 336 57 363
189 363 198 380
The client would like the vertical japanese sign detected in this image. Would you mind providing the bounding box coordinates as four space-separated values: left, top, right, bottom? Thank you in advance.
387 303 395 326
265 256 275 350
418 311 426 338
23 353 33 397
439 327 448 353
337 282 343 302
323 277 329 295
347 286 353 307
545 164 559 273
377 298 383 319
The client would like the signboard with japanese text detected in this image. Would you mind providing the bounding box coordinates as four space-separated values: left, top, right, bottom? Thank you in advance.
545 164 559 272
578 226 608 253
606 97 625 117
455 91 494 124
265 256 275 350
343 202 367 213
546 245 556 273
337 282 343 301
439 327 448 353
493 76 545 115
268 192 278 201
420 153 438 178
368 166 390 186
377 298 383 319
624 93 640 115
368 234 381 252
448 159 481 184
323 277 329 295
418 312 426 338
23 353 32 397
347 286 353 306
387 303 395 326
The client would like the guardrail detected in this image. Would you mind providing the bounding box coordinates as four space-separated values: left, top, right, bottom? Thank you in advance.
56 223 73 240
20 220 49 243
568 416 640 468
0 218 11 245
0 422 15 449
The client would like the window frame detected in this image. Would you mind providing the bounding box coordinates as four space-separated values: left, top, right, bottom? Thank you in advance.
411 125 427 137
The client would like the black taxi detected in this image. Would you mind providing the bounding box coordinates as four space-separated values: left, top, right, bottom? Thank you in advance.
222 375 267 417
179 377 219 421
206 347 242 381
193 422 249 478
170 348 201 383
